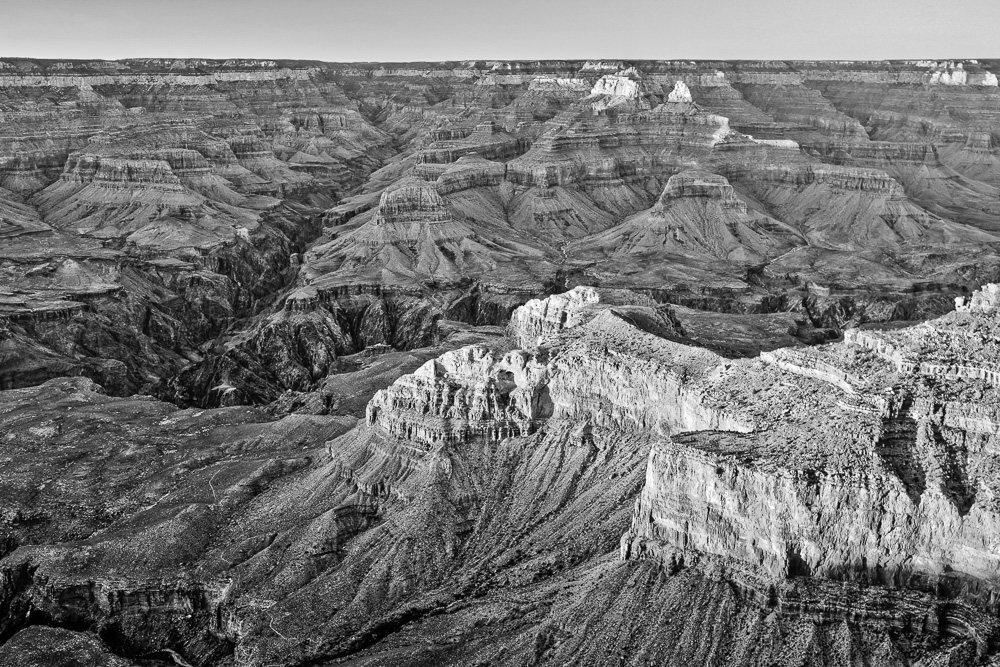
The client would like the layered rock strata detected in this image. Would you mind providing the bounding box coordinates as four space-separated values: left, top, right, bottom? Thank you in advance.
622 284 1000 620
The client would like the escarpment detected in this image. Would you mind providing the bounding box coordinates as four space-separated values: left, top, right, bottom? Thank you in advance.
7 58 999 404
623 283 1000 625
282 284 1000 665
366 346 551 445
6 57 1000 666
6 282 1000 665
0 60 394 402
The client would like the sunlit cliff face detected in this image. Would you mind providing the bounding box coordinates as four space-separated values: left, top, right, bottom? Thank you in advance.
3 57 1000 666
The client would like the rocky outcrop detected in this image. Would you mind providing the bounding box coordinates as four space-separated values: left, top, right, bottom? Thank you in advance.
623 284 1000 616
667 80 693 104
9 278 1000 665
431 156 507 194
366 346 550 446
339 285 1000 663
509 285 679 348
417 121 528 165
7 56 1000 666
509 285 606 346
957 283 1000 313
566 169 804 267
745 164 902 195
370 177 456 226
374 295 750 447
659 169 747 209
303 175 555 296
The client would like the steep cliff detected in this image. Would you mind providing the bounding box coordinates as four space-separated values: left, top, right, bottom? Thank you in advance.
4 57 1000 666
5 284 1000 665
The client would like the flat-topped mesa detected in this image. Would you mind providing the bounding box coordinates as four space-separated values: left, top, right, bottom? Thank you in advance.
432 156 507 195
365 346 551 447
287 109 377 134
509 285 674 349
802 140 935 164
372 177 453 225
505 102 733 188
224 130 312 185
367 295 747 448
137 148 249 205
622 413 1000 604
526 76 589 92
0 149 66 195
146 148 213 177
470 120 507 138
190 138 275 194
416 121 528 165
59 154 184 191
226 135 275 161
283 286 320 313
956 283 1000 313
657 169 747 212
748 164 902 196
847 286 1000 389
566 167 804 264
428 127 473 142
965 131 996 152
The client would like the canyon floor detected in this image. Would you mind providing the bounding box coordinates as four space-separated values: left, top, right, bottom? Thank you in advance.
2 57 1000 665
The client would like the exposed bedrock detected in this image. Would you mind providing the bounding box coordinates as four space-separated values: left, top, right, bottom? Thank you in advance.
0 376 355 665
180 281 537 408
509 284 680 348
620 286 1000 633
372 305 749 452
314 286 1000 664
567 168 804 266
416 121 529 165
0 65 395 400
731 81 870 139
0 198 327 398
7 57 1000 665
3 570 235 665
660 167 744 202
366 346 552 446
740 163 902 194
57 153 184 188
0 626 133 666
7 282 1000 664
623 424 1000 600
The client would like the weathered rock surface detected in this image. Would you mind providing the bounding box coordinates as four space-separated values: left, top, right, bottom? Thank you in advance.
0 60 392 402
167 57 1000 402
5 56 1000 667
622 284 1000 623
3 281 1000 666
0 626 133 666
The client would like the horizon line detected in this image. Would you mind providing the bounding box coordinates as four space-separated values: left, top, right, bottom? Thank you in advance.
2 56 999 65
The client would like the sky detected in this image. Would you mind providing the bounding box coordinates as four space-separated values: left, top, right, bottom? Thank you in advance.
1 0 998 62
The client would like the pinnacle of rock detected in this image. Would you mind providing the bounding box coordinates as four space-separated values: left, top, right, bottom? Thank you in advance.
667 80 693 103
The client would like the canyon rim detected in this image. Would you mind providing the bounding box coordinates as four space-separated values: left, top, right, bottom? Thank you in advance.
2 45 1000 667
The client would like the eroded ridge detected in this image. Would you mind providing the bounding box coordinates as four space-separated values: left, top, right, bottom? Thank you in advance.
624 283 1000 623
361 284 1000 659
